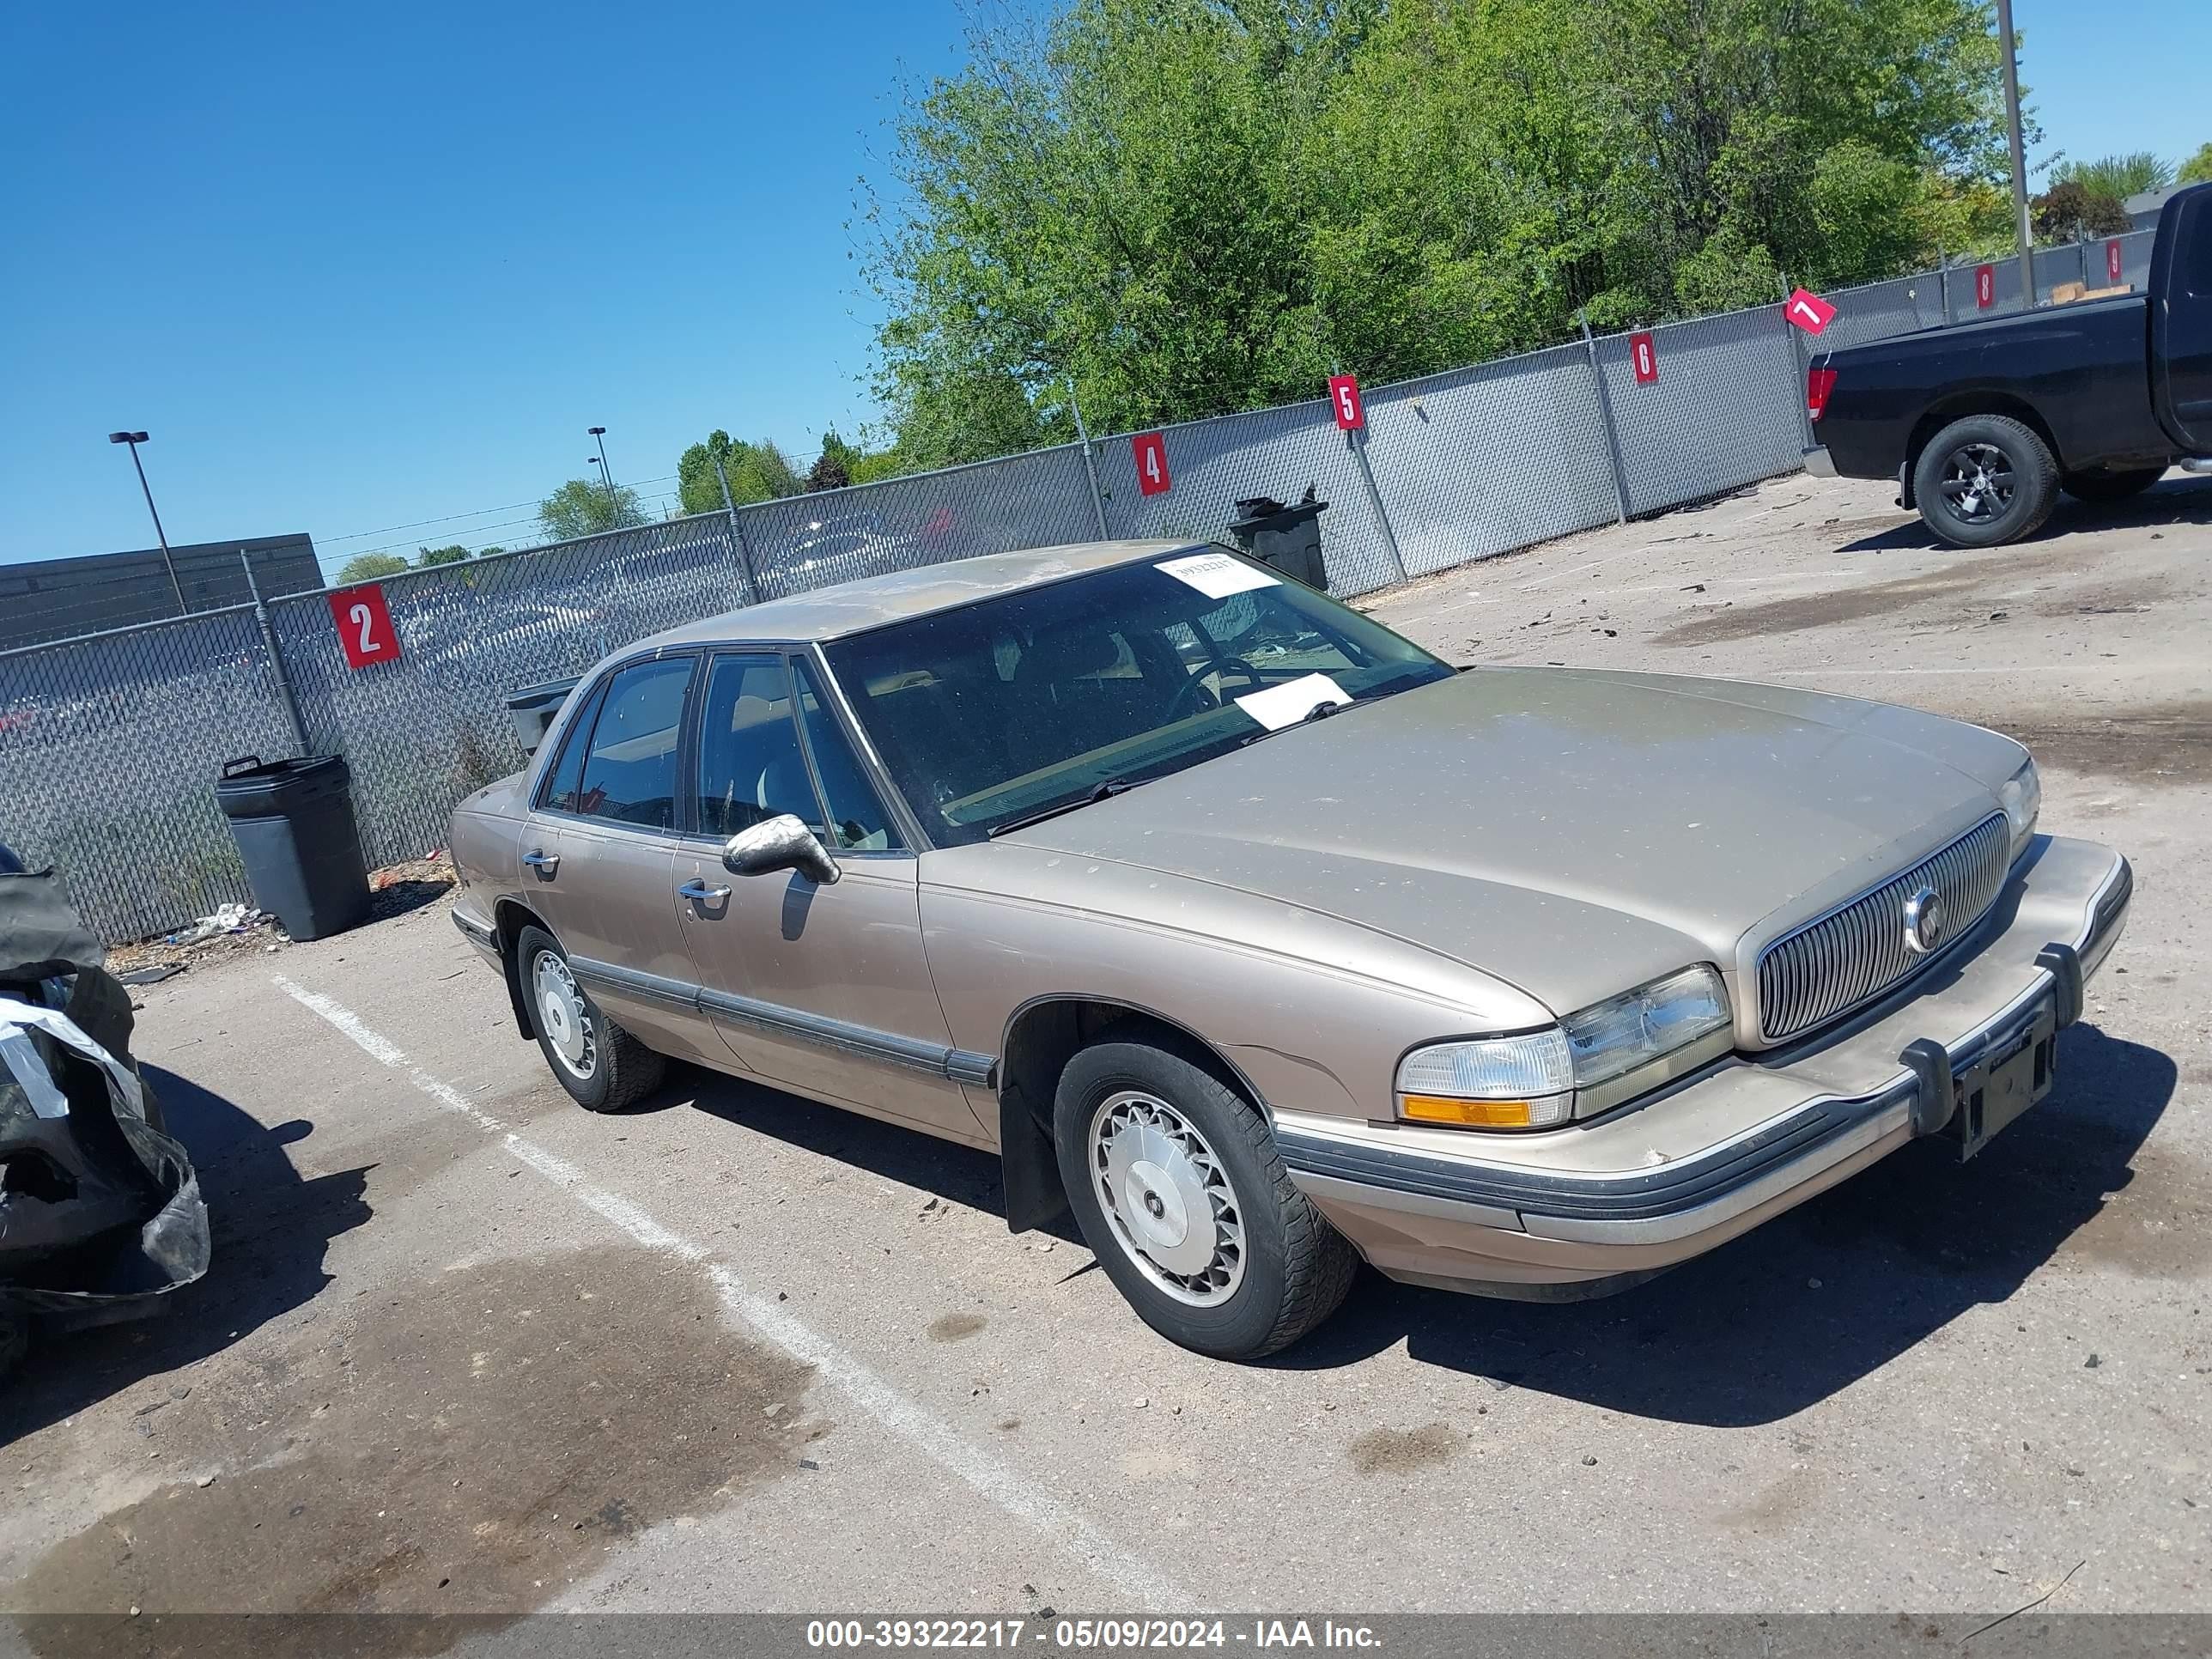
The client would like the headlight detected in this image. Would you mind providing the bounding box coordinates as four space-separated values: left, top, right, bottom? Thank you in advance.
1998 757 2040 861
1396 965 1732 1131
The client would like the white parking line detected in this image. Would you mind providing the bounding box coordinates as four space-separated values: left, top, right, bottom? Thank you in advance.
270 973 1190 1610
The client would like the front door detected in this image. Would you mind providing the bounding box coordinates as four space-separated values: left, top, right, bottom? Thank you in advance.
675 652 988 1141
524 653 718 1063
2153 185 2212 453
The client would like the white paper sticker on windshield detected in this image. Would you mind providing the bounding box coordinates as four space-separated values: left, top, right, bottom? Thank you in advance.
1156 551 1279 599
1233 672 1352 732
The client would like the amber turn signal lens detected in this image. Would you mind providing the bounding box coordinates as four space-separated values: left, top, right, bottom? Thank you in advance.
1399 1095 1535 1128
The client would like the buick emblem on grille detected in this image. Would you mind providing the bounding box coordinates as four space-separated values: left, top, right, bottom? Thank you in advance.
1902 884 1947 955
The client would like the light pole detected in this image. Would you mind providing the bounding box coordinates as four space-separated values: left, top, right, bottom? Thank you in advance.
587 427 616 507
1995 0 2035 303
107 430 187 614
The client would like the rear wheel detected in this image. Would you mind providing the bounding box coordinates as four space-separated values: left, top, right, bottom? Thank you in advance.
1912 414 2057 548
1053 1034 1356 1360
514 925 664 1113
2062 466 2166 502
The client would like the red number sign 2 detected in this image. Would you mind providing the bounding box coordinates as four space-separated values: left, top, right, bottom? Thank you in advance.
1629 331 1658 385
1327 374 1365 430
1975 264 1996 308
329 584 400 670
1132 431 1171 496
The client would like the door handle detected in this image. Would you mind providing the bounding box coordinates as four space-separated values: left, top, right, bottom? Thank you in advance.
678 878 732 905
522 848 560 878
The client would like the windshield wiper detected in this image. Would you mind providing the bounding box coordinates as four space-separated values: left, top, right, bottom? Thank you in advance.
988 777 1144 838
1238 697 1349 746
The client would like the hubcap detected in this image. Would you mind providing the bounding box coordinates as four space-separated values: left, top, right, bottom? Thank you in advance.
1937 441 2016 526
1090 1091 1246 1306
533 949 597 1080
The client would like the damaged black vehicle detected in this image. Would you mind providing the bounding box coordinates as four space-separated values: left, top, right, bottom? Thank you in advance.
1 845 210 1376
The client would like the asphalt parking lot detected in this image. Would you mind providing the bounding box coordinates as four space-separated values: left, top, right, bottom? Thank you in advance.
4 470 2209 1624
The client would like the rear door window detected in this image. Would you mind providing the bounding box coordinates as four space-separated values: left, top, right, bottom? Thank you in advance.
571 658 695 829
538 678 608 813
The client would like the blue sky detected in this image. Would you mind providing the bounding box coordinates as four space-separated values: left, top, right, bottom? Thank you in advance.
3 0 2206 574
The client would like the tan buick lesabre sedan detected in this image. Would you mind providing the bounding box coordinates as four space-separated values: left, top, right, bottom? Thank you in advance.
448 540 2131 1359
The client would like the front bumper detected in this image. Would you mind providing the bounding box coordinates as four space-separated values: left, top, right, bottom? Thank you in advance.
1278 834 2130 1295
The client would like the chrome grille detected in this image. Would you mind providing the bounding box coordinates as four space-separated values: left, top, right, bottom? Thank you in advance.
1757 814 2012 1043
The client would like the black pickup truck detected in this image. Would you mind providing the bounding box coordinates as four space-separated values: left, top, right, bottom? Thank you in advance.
1805 181 2212 547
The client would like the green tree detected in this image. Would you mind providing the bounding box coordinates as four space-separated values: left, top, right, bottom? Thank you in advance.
865 0 2020 454
416 544 471 567
2033 179 2130 242
335 552 409 583
538 478 645 542
2053 151 2174 200
675 431 803 514
2179 143 2212 187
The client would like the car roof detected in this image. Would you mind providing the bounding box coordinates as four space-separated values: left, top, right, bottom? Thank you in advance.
633 538 1208 649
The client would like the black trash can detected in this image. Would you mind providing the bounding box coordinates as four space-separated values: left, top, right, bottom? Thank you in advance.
214 755 372 942
1225 494 1329 589
504 675 583 757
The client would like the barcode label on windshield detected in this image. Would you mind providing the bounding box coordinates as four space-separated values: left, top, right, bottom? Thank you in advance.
1156 551 1279 599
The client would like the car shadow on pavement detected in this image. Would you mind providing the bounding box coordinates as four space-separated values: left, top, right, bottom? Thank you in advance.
670 1069 1093 1247
1267 1024 2178 1424
1841 475 2212 554
1 1066 373 1444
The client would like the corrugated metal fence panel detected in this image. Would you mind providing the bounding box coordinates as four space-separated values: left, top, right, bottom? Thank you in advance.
1092 401 1396 597
0 606 298 942
270 514 752 867
1363 343 1620 580
1598 307 1807 516
737 444 1102 600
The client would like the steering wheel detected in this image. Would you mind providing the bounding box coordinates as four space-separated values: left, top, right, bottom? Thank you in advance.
1164 654 1267 722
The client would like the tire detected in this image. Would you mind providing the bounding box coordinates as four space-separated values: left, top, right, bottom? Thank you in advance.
1053 1033 1357 1360
1912 414 2058 549
2061 466 2166 502
514 925 665 1113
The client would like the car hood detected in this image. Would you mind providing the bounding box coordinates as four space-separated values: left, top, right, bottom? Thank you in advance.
995 666 2025 1018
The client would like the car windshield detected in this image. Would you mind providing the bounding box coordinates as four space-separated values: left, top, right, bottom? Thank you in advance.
820 548 1452 845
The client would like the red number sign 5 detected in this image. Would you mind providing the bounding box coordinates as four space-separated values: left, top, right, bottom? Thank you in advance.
1327 374 1364 430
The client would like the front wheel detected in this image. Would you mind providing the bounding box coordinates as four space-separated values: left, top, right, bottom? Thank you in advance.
2062 466 2166 502
1912 414 2057 549
514 925 665 1113
1054 1035 1357 1360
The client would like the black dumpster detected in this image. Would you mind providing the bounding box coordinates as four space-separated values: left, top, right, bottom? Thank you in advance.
504 675 583 757
215 755 371 942
1225 493 1329 589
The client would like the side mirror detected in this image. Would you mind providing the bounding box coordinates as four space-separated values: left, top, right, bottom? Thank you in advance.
722 813 841 885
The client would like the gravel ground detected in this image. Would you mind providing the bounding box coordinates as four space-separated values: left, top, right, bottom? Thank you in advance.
4 470 2208 1630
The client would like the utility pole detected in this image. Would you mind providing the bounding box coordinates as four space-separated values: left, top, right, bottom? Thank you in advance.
108 430 187 614
1995 0 2035 304
587 426 616 507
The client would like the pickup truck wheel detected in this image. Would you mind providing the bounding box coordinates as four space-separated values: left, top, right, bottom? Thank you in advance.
1053 1036 1357 1360
1913 415 2057 548
2062 466 2166 502
514 925 665 1113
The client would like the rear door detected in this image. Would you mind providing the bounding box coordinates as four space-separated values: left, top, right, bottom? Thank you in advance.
2151 184 2212 453
526 653 717 1060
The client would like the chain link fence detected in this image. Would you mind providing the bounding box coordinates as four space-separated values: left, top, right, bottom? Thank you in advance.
0 228 2179 939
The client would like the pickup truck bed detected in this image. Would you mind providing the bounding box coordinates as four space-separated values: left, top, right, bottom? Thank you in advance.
1805 182 2212 547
